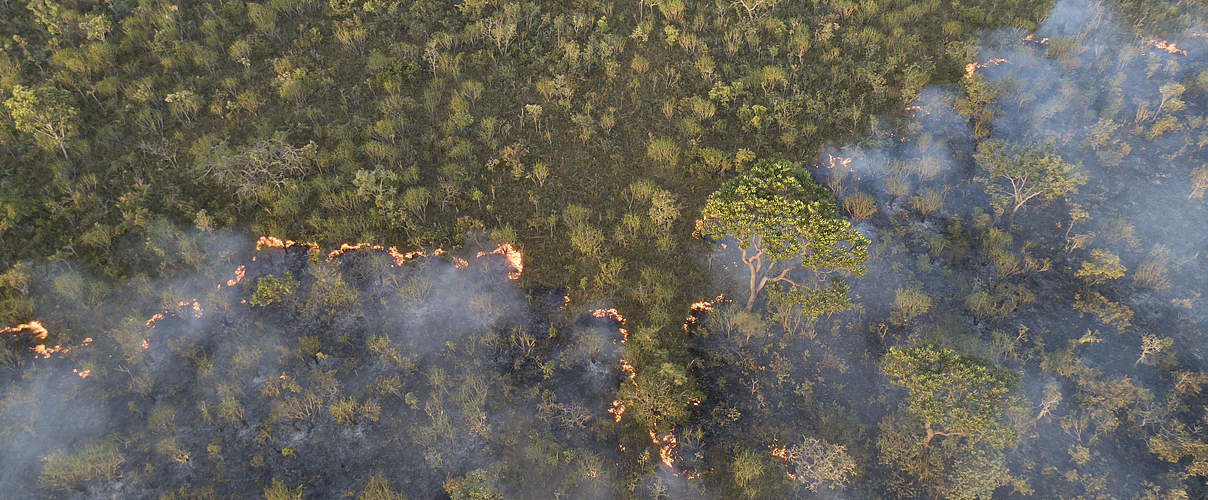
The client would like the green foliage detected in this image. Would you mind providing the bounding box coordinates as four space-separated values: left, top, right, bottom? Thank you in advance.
250 272 298 307
974 140 1086 215
263 478 303 500
39 441 124 490
699 159 868 312
881 345 1022 448
4 84 77 157
1075 249 1126 285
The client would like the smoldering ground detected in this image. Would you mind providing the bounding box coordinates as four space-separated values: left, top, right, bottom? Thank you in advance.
0 230 638 499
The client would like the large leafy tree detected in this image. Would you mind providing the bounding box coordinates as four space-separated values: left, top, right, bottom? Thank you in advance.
878 345 1023 499
698 159 868 313
4 84 77 159
882 345 1022 448
974 140 1086 215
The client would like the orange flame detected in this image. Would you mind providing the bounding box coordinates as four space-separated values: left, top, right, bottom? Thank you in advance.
683 295 727 331
2 321 48 339
255 236 318 251
141 339 150 350
650 429 678 468
1021 33 1049 44
31 343 68 359
226 265 246 287
145 313 165 328
826 154 853 170
72 368 91 379
769 441 801 480
608 399 628 422
591 308 629 342
1146 39 1187 55
964 58 1008 78
476 243 523 279
452 256 469 268
177 299 203 319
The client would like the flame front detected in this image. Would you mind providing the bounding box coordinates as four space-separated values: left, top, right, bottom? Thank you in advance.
1 320 48 339
1146 39 1187 55
961 58 1009 77
1021 33 1049 44
683 295 726 331
650 429 679 468
770 442 800 481
476 243 523 279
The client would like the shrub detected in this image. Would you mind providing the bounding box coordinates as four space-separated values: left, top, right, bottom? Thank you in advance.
842 192 877 220
39 441 124 490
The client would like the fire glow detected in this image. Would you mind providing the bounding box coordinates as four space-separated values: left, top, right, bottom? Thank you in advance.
683 295 726 331
826 154 853 170
476 243 523 280
1146 39 1187 55
1021 33 1049 45
2 320 48 339
650 429 678 468
964 58 1008 78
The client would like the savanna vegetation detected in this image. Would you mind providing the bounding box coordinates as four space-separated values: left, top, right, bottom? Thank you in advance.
2 0 1208 498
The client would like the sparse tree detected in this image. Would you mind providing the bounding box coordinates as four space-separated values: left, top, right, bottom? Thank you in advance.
1136 334 1173 366
782 436 857 491
974 140 1085 215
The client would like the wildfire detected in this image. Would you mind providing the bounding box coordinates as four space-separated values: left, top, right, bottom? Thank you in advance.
650 429 679 468
770 441 801 480
608 399 627 422
826 154 853 170
255 236 317 251
476 243 523 279
451 256 469 268
591 308 629 342
72 368 91 379
31 343 68 359
905 104 930 115
964 58 1008 78
226 265 246 287
1 320 48 339
1146 39 1187 55
145 313 165 328
683 295 726 332
141 339 150 350
1021 33 1049 44
178 299 204 319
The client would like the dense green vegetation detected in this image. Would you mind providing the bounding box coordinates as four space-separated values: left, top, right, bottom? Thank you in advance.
2 0 1208 498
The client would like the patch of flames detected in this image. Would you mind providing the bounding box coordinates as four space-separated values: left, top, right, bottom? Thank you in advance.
255 236 318 251
72 368 91 379
965 58 1008 78
826 154 853 170
1021 33 1049 44
683 295 727 331
608 399 627 422
1147 39 1187 55
225 265 246 287
2 321 48 339
650 429 678 468
770 442 800 481
476 243 523 279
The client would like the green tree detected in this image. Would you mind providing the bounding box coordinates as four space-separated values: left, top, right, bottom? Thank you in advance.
878 346 1022 499
4 84 77 159
698 159 868 313
974 140 1085 215
881 345 1023 448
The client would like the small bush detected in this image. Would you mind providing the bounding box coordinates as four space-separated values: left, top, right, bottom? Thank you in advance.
842 192 877 220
